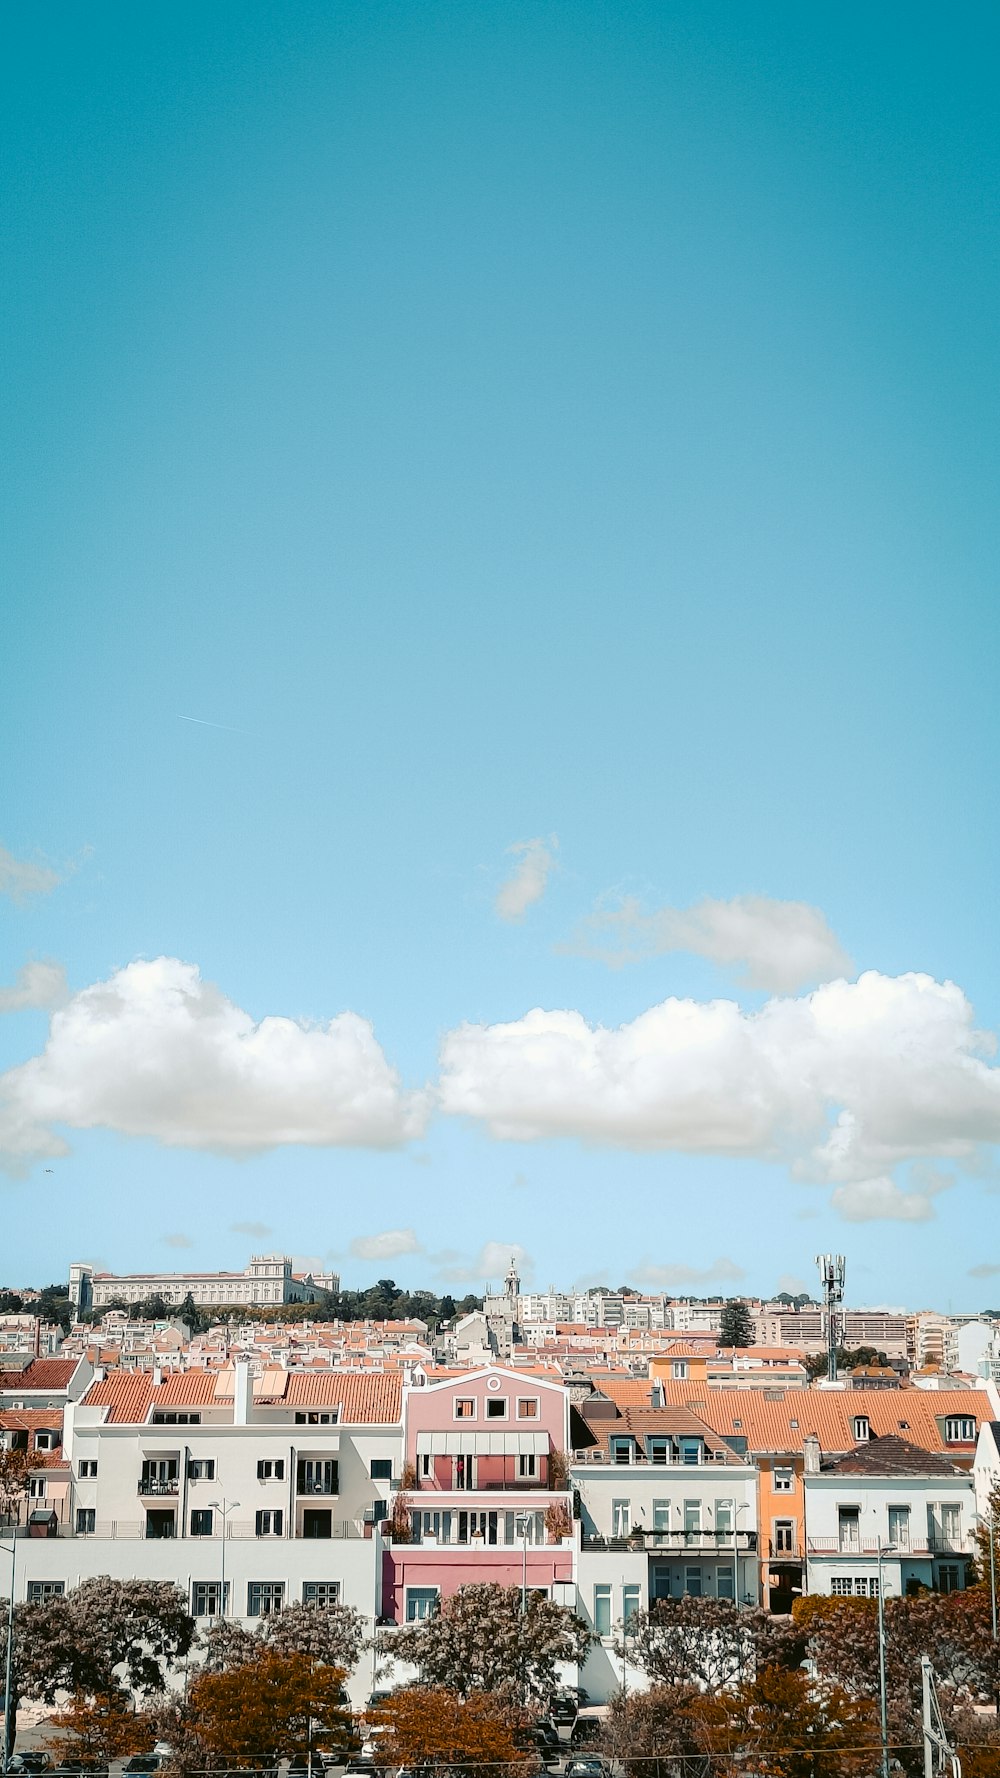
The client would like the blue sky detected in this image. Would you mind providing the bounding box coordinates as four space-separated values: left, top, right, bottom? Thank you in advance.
3 1 998 1306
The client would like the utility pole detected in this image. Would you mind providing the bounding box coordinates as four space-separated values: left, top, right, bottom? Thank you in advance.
989 1504 999 1715
921 1654 960 1778
876 1545 896 1778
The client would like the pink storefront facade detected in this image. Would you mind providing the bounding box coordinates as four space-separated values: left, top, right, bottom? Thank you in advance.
381 1367 577 1622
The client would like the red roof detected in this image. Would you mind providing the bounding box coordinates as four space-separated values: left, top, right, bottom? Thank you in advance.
0 1358 77 1391
84 1366 402 1425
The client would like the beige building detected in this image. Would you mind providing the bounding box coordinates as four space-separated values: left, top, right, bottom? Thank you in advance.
69 1255 339 1313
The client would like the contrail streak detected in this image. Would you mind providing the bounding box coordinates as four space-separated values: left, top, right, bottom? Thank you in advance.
177 714 249 735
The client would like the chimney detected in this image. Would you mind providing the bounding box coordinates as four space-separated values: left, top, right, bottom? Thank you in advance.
803 1434 821 1475
234 1359 253 1425
650 1379 665 1408
152 1365 163 1388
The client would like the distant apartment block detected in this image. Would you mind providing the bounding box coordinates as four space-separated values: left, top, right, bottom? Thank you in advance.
69 1255 340 1314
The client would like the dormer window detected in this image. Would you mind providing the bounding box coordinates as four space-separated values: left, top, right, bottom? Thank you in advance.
610 1437 633 1464
945 1416 976 1443
854 1416 870 1441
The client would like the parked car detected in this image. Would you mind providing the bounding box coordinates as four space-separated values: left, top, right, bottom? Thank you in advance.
122 1760 162 1776
565 1759 611 1778
569 1717 602 1747
7 1759 52 1775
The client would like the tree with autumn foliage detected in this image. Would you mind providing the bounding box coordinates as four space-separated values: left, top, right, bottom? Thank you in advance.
0 1445 33 1525
373 1684 530 1778
45 1692 155 1768
793 1588 999 1711
189 1649 353 1764
389 1581 593 1702
716 1665 877 1778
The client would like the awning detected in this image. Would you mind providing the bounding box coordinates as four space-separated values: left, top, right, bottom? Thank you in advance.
415 1430 549 1456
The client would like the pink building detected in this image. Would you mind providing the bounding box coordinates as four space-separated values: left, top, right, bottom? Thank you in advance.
382 1367 577 1622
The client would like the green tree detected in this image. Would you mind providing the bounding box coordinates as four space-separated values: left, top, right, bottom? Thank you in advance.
718 1299 755 1348
619 1596 799 1694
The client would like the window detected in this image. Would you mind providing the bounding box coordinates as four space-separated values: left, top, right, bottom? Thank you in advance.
715 1499 734 1533
717 1565 734 1599
888 1506 910 1549
418 1453 432 1479
945 1417 976 1443
28 1477 46 1499
517 1399 538 1419
188 1459 216 1481
297 1459 338 1495
680 1439 702 1465
294 1411 337 1424
929 1503 961 1549
26 1581 64 1601
486 1397 507 1419
78 1460 98 1479
34 1432 58 1451
76 1508 96 1535
303 1581 341 1607
256 1509 284 1536
371 1460 393 1480
651 1565 671 1602
623 1584 641 1624
192 1581 229 1618
648 1437 670 1465
151 1412 200 1424
684 1566 703 1596
593 1584 612 1636
832 1577 854 1597
612 1499 631 1538
247 1581 285 1616
453 1454 476 1490
853 1416 871 1441
518 1453 537 1479
454 1399 475 1419
937 1564 962 1594
190 1509 214 1536
372 1498 388 1522
774 1520 795 1553
683 1500 702 1535
774 1466 794 1493
672 1360 688 1380
257 1459 285 1481
652 1500 670 1531
611 1438 633 1465
405 1587 439 1622
838 1507 860 1552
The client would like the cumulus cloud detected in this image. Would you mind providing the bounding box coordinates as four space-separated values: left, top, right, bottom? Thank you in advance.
231 1220 273 1239
969 1262 1000 1279
630 1257 746 1288
572 893 852 992
829 1175 952 1222
433 1240 534 1287
0 957 428 1171
0 961 69 1013
161 1232 195 1250
495 838 557 922
438 972 1000 1205
350 1229 424 1262
0 846 61 903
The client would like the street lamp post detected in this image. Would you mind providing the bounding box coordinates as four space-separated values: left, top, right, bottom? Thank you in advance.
989 1506 999 1715
876 1543 897 1778
1 1536 17 1778
207 1498 240 1619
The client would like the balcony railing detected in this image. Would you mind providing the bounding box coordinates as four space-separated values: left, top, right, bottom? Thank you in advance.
67 1517 366 1541
572 1448 735 1467
584 1529 757 1552
768 1539 802 1560
806 1536 971 1556
138 1478 179 1496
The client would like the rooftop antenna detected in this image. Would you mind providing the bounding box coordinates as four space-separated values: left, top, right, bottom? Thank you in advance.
815 1254 846 1382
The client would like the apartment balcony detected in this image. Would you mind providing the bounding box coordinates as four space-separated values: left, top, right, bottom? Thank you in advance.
137 1477 179 1497
572 1448 736 1468
583 1529 758 1553
806 1536 972 1557
768 1539 802 1560
70 1517 365 1540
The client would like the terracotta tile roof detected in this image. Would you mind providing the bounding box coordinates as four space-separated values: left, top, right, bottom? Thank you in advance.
83 1365 401 1424
650 1383 992 1458
581 1402 745 1463
284 1373 402 1421
84 1372 157 1422
590 1377 656 1408
0 1359 77 1391
0 1409 63 1432
822 1435 963 1477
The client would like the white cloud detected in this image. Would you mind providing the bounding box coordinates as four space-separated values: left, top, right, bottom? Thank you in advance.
0 961 69 1013
161 1232 195 1250
438 972 1000 1207
0 957 428 1171
573 893 852 992
0 846 61 903
433 1240 534 1287
231 1220 273 1239
495 838 557 922
829 1175 949 1222
350 1229 424 1262
969 1262 1000 1280
630 1257 746 1288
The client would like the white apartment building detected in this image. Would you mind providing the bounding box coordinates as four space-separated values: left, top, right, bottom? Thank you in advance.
69 1256 339 1313
9 1362 399 1704
802 1433 977 1599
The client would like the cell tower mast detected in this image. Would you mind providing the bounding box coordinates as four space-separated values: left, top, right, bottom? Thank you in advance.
815 1253 846 1382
